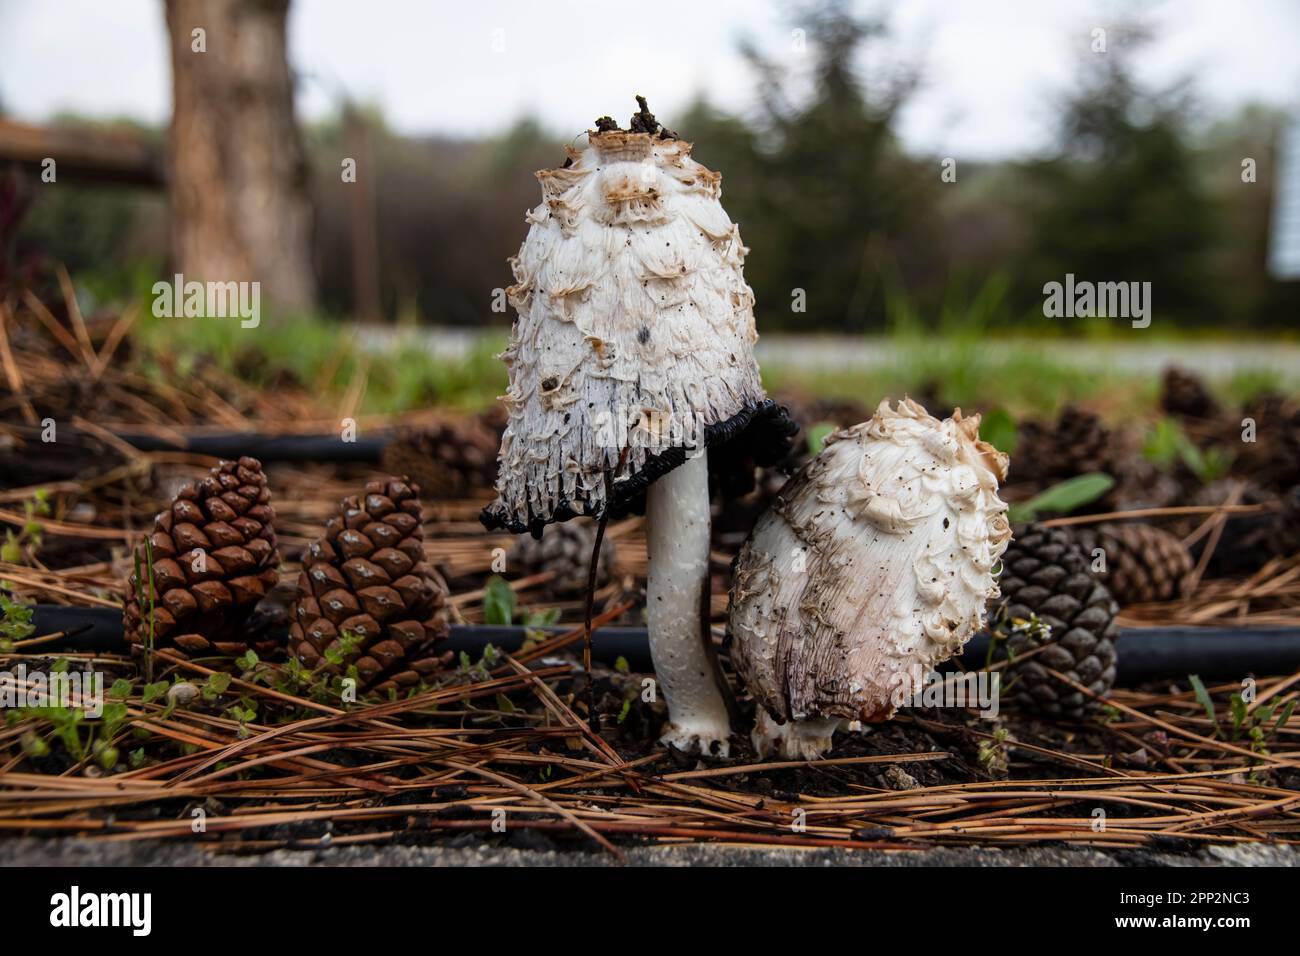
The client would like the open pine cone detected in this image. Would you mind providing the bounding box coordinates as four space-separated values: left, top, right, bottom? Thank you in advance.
1238 393 1300 493
289 477 451 693
1010 406 1118 486
1068 522 1192 606
1182 480 1279 576
989 524 1119 719
507 519 616 594
123 457 280 657
1160 366 1218 420
380 419 498 500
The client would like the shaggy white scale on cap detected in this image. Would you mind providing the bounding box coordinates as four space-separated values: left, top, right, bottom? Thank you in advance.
482 128 769 533
728 399 1012 759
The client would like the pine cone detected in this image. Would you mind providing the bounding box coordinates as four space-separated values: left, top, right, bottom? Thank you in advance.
289 477 450 693
380 419 498 500
1010 405 1120 486
1269 487 1300 558
1068 523 1192 606
1238 393 1300 492
507 519 617 594
123 457 280 657
1109 458 1185 512
990 524 1119 718
1182 480 1278 576
1160 366 1218 419
478 402 509 442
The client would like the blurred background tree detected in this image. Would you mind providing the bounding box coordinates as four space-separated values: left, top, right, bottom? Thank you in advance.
682 0 938 332
1013 22 1218 327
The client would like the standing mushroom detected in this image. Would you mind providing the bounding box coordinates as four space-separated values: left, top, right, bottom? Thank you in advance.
481 98 794 755
728 399 1012 759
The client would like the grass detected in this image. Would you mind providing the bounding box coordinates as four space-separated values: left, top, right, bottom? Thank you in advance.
764 275 1136 418
135 309 508 415
127 279 1296 422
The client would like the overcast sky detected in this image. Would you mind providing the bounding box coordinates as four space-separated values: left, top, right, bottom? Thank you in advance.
1 0 1296 159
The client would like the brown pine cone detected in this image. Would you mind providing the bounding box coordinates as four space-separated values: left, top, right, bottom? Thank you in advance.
1182 480 1278 576
1110 459 1186 512
380 419 498 500
1160 366 1218 419
1269 487 1300 558
478 402 509 441
1237 393 1300 492
507 519 617 594
1010 405 1121 486
289 477 451 693
1068 522 1192 606
123 457 280 657
989 524 1119 718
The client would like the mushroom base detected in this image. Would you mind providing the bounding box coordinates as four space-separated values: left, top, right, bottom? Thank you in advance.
752 709 845 761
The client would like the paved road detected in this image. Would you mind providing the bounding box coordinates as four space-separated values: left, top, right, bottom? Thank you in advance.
356 327 1300 379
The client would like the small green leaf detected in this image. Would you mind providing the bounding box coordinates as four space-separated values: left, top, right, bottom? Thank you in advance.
109 678 133 699
979 407 1018 455
1271 700 1296 739
495 693 516 713
95 743 120 771
142 681 169 703
806 422 837 454
1229 693 1248 739
483 576 516 627
1142 417 1182 467
614 655 630 674
20 730 49 757
1008 473 1115 524
100 702 129 735
1188 674 1220 736
523 607 560 627
202 672 232 700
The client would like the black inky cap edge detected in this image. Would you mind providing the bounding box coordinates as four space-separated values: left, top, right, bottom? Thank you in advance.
481 399 798 538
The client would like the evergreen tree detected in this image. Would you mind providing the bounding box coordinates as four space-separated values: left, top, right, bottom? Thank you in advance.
1020 23 1218 326
685 0 935 331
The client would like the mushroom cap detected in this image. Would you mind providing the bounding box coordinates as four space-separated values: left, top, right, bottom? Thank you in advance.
728 398 1012 725
481 128 793 536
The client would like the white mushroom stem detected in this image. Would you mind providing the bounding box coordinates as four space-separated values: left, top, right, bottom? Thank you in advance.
645 450 732 756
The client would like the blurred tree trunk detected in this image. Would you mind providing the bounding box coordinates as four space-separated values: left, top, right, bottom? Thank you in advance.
164 0 315 313
343 104 382 322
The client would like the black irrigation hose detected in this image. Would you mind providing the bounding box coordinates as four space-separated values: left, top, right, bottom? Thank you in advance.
108 429 389 463
24 606 1300 684
2 424 391 463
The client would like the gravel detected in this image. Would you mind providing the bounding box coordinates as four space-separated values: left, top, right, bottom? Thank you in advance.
5 837 1297 867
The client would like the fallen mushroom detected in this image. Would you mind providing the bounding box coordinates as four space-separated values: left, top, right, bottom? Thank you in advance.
728 399 1012 759
481 98 794 756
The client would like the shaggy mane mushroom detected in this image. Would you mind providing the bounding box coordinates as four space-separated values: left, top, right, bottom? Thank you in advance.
728 398 1011 759
481 98 795 755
